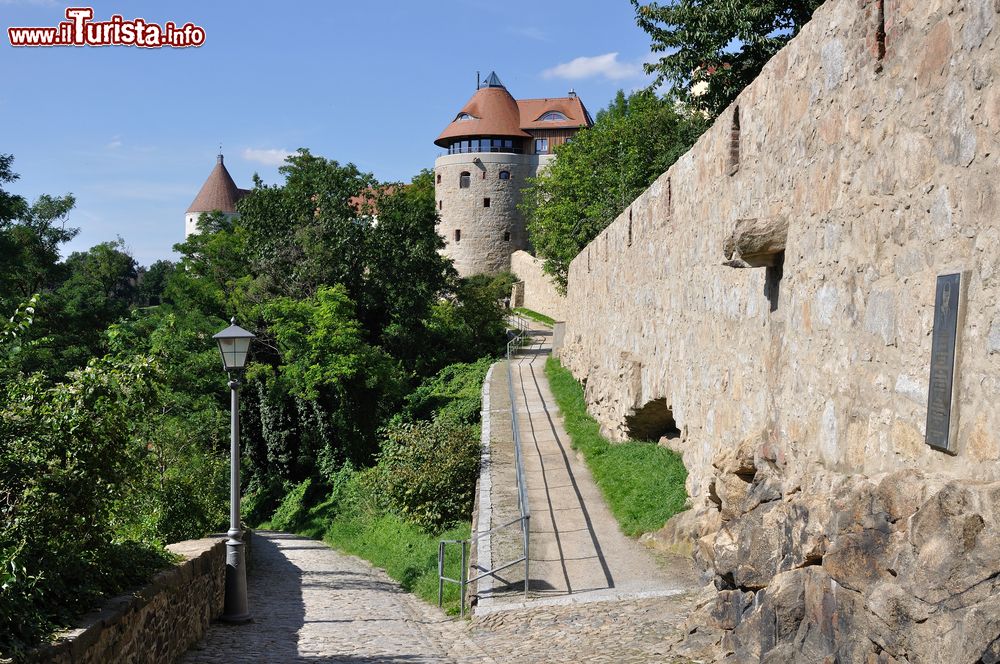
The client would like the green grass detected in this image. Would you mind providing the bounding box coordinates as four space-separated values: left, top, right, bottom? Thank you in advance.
545 357 688 536
261 475 471 616
513 307 556 326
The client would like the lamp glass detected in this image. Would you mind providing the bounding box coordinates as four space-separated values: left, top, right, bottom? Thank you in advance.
217 336 251 371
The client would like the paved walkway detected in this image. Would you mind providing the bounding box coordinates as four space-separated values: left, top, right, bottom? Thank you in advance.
475 324 698 611
182 532 492 664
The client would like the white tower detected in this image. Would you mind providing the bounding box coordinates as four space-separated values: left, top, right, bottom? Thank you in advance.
185 154 248 238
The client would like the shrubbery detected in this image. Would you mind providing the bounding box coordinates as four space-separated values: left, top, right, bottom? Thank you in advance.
0 358 175 659
363 419 481 531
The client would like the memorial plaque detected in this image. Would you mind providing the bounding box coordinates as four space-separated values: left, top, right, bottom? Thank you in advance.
925 272 963 453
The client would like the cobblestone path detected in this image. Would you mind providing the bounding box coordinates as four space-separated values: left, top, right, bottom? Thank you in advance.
181 532 493 664
182 532 713 663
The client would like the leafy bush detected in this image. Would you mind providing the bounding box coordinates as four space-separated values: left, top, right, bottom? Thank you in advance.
0 358 174 659
401 357 492 425
364 419 480 531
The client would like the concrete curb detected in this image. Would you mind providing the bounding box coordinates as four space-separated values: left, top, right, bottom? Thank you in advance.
473 361 498 606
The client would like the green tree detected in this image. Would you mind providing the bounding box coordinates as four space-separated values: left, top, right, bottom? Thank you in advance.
633 0 824 117
521 90 706 290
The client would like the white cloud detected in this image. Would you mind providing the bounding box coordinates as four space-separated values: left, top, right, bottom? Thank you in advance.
509 26 546 41
242 147 293 166
541 52 643 81
106 135 122 150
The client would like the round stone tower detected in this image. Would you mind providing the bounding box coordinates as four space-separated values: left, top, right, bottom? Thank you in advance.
433 72 591 277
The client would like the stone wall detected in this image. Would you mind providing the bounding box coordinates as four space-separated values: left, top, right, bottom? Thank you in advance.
559 0 1000 659
510 250 568 321
563 0 1000 498
28 535 244 664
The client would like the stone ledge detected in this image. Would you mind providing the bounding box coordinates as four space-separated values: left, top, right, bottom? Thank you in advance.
25 532 250 664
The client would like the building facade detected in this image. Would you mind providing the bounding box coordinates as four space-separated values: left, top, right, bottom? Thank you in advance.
433 72 592 277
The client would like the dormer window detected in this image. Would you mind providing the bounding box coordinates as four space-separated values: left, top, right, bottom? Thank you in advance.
455 112 475 121
538 111 569 122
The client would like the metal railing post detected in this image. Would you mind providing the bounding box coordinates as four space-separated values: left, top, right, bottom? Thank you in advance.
524 515 530 599
438 541 445 608
460 540 468 619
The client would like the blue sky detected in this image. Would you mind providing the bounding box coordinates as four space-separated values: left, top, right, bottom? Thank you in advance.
2 0 656 266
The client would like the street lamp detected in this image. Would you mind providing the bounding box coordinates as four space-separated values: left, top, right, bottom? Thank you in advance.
213 317 255 624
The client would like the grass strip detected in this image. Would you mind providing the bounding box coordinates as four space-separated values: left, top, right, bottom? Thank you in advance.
544 356 688 536
513 307 556 326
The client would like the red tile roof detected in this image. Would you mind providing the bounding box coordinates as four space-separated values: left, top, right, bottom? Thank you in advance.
186 155 248 214
517 96 593 130
434 76 593 147
435 86 531 147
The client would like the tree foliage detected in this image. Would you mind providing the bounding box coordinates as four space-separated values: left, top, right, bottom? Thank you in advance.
633 0 825 117
521 90 706 290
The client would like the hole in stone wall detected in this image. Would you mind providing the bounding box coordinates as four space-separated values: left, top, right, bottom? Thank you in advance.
625 398 682 441
876 0 887 62
728 107 741 175
765 250 785 313
667 177 672 217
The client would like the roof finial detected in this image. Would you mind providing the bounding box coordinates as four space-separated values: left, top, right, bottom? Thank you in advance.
218 142 223 164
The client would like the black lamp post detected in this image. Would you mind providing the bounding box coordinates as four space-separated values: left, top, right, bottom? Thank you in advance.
213 317 255 624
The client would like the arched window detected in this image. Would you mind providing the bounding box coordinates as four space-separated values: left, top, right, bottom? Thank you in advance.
459 171 470 188
436 173 441 184
499 170 510 181
538 111 569 122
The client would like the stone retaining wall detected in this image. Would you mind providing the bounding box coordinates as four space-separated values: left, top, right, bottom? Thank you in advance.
562 0 1000 499
29 534 249 664
559 0 1000 659
510 250 568 321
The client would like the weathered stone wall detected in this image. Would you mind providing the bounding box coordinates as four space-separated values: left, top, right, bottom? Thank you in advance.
28 535 244 664
562 0 1000 498
560 0 1000 659
510 250 568 321
434 153 551 276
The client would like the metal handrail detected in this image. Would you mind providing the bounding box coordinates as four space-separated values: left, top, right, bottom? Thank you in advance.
438 314 532 617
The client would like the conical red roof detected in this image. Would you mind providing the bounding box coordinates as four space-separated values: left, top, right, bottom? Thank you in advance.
186 155 248 213
435 78 531 148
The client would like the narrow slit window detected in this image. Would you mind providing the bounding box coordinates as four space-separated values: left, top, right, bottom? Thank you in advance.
728 107 741 175
455 229 461 242
438 200 442 210
482 171 486 180
436 173 441 184
483 197 491 208
876 0 886 62
667 178 672 217
504 231 511 242
459 171 470 188
628 219 632 247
